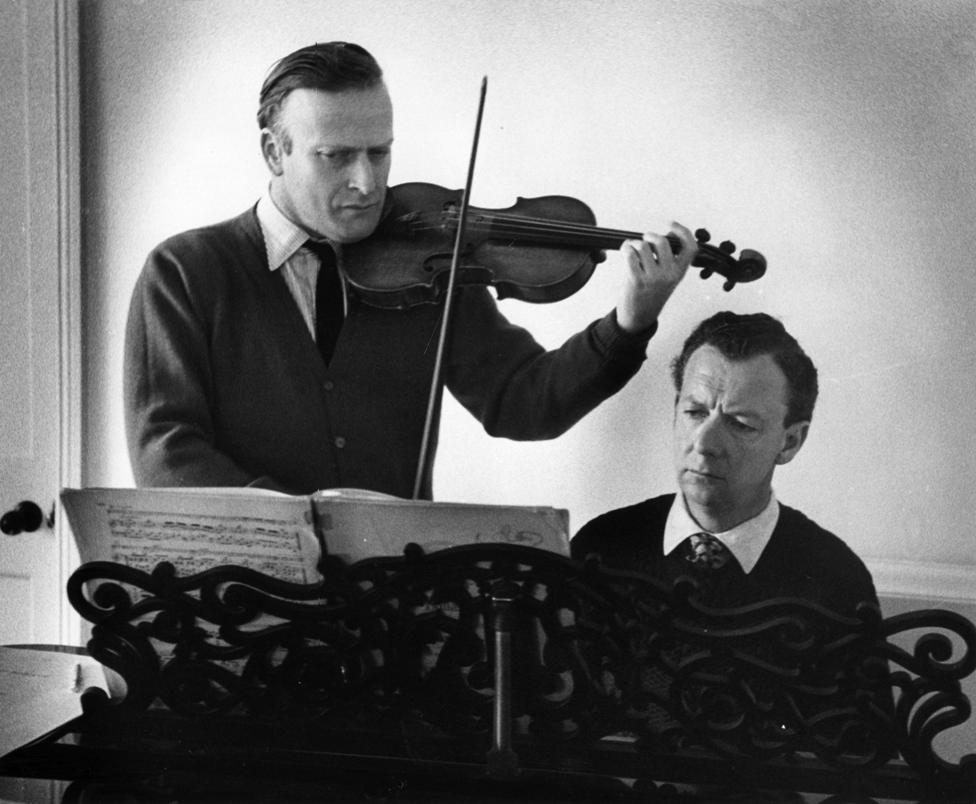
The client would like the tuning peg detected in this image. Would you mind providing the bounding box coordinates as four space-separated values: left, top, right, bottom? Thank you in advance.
694 228 711 244
719 240 736 255
699 267 714 280
723 279 736 292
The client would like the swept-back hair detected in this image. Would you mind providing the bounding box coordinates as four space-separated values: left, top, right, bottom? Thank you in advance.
257 42 384 143
670 311 819 426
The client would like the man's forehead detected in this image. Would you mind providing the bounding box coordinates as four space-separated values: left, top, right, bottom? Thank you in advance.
281 86 393 137
680 346 789 412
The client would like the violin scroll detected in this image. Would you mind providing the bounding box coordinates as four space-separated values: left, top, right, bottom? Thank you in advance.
668 227 767 293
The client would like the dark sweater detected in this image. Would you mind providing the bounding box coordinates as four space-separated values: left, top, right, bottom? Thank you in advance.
124 206 654 498
571 494 878 614
572 494 888 742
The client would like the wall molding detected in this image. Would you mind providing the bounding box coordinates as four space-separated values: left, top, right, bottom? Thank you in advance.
868 558 975 604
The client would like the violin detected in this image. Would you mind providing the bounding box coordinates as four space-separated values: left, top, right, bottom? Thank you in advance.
343 182 766 310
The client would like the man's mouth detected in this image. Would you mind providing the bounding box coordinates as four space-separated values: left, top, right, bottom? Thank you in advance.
341 202 377 214
687 468 722 481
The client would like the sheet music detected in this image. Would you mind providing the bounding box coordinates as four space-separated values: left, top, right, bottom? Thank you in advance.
62 487 321 584
56 487 573 709
312 495 570 563
61 488 325 690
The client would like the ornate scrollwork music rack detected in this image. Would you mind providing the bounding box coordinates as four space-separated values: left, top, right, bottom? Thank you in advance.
60 543 975 802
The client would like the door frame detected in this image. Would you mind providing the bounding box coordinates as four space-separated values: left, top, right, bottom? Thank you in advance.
50 0 82 645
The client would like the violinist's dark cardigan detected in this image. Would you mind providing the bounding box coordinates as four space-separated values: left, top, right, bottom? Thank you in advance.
125 206 654 498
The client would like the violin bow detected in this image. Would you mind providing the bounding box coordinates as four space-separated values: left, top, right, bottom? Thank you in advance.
412 76 488 499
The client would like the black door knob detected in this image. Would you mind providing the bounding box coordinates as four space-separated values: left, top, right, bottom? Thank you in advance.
1 500 45 535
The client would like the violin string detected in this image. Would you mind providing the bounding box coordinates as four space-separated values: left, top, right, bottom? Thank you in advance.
402 211 711 262
404 211 632 238
406 211 640 246
470 212 638 241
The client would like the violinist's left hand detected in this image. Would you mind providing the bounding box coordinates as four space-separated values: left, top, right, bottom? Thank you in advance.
616 221 696 334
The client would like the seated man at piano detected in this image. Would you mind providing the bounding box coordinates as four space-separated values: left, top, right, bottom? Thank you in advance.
572 310 892 791
572 310 878 615
123 40 699 500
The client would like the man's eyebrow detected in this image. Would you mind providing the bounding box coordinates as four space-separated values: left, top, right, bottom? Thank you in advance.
317 139 394 151
722 405 766 422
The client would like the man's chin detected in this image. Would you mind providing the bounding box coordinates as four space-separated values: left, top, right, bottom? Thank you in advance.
333 214 382 244
679 479 725 508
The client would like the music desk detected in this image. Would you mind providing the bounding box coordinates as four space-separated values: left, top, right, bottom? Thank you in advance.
1 544 973 802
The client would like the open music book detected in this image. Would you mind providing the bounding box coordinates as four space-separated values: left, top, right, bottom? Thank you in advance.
61 487 569 696
61 486 570 582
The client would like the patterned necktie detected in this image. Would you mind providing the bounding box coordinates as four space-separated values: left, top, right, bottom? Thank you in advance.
307 240 343 366
685 532 730 570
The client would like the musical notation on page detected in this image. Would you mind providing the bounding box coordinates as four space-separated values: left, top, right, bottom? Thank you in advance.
62 487 322 584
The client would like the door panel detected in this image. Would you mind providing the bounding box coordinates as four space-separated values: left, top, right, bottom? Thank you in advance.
0 0 80 647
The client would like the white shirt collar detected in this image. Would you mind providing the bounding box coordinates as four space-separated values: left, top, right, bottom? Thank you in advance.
256 188 309 272
662 491 780 574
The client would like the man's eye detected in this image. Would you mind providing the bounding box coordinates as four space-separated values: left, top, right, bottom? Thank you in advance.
730 418 756 432
319 151 352 164
368 148 390 163
683 408 707 420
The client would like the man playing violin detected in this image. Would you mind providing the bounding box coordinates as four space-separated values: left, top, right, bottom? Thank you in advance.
124 41 697 498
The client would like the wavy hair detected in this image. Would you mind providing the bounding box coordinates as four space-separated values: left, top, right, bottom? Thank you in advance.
670 311 818 426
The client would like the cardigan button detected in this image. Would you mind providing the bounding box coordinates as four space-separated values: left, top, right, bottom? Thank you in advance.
334 436 346 449
323 380 334 391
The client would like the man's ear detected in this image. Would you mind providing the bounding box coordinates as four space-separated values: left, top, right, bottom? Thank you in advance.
261 128 284 176
775 420 809 466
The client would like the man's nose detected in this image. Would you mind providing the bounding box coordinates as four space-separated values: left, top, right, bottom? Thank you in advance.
347 154 377 194
692 414 725 455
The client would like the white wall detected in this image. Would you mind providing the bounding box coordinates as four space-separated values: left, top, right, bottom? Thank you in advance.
81 0 976 609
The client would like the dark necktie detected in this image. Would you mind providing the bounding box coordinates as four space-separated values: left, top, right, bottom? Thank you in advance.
307 240 343 366
684 532 730 570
